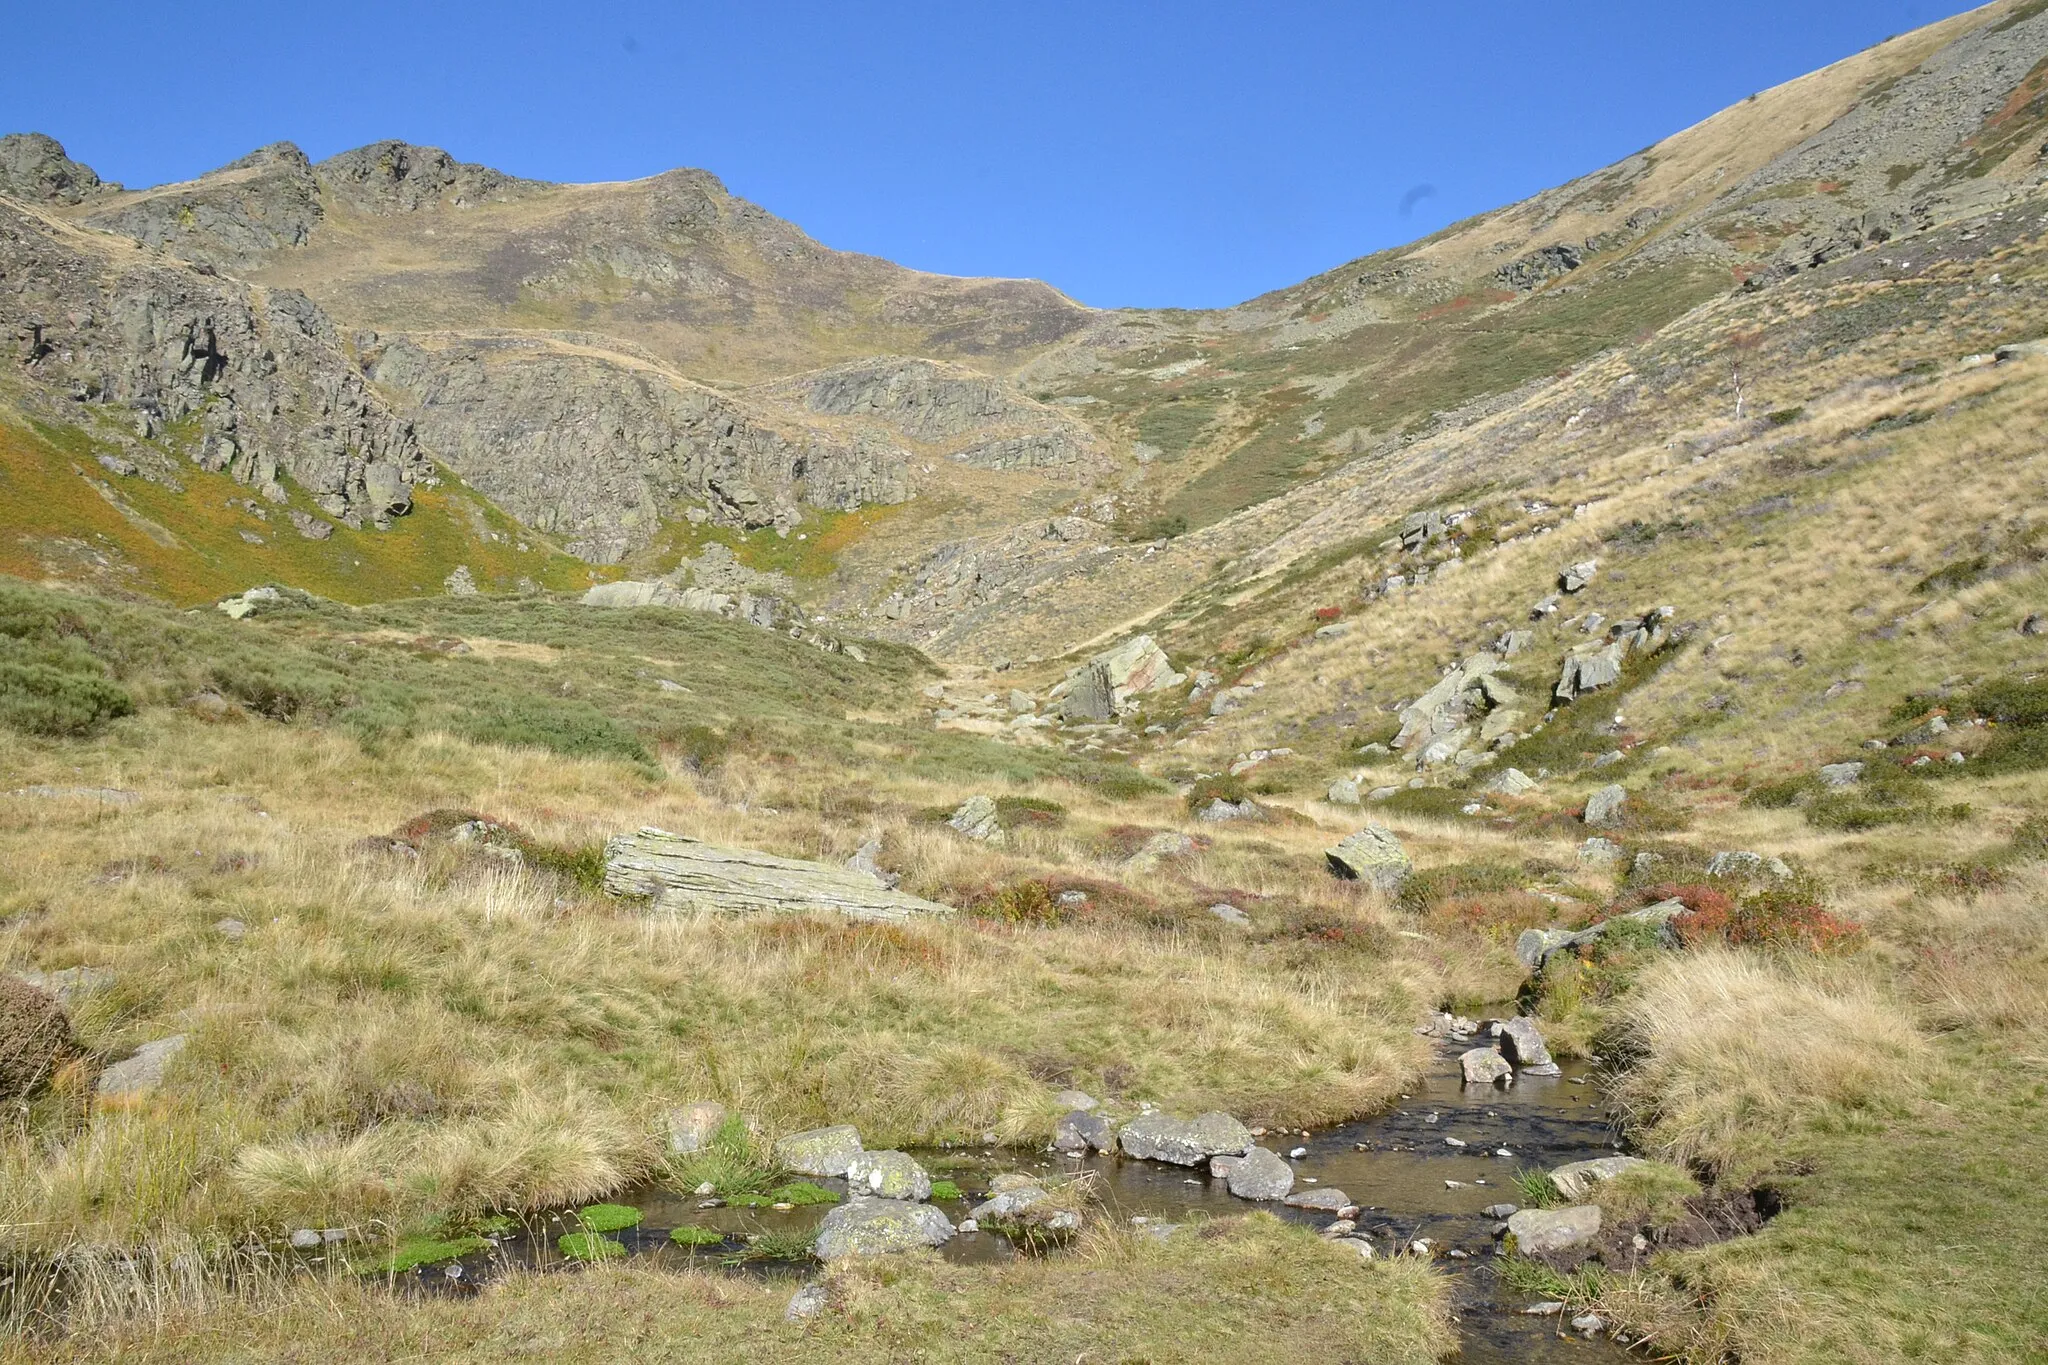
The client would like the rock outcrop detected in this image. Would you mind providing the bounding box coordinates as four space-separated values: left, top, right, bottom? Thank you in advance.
0 198 426 524
0 133 113 205
603 828 955 920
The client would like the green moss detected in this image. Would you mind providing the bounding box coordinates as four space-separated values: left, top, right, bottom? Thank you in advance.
668 1225 725 1247
371 1234 489 1274
575 1202 643 1233
928 1180 963 1202
728 1181 840 1209
557 1231 626 1261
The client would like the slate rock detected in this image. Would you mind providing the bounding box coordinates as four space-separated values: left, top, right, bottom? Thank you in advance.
1326 777 1363 806
1818 762 1865 789
1484 767 1537 796
1118 1111 1253 1166
947 795 1002 841
96 1034 187 1099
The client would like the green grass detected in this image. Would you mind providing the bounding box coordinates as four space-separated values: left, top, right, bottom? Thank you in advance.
928 1180 963 1202
1510 1168 1563 1209
720 1226 817 1265
557 1231 626 1262
370 1234 490 1274
668 1225 724 1247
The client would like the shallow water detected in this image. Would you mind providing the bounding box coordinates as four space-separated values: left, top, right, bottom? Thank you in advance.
399 1039 1632 1360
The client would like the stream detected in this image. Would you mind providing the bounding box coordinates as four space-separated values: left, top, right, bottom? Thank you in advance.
393 1040 1635 1361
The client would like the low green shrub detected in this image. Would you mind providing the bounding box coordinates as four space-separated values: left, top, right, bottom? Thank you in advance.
0 661 133 737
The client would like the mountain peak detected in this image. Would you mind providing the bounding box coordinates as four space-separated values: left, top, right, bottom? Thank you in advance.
0 131 115 205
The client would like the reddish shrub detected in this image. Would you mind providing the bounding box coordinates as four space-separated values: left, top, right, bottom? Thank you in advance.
1669 884 1861 954
1313 606 1342 623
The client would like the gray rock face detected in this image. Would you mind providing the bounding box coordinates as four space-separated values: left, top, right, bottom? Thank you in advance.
1053 1109 1114 1154
1118 1111 1253 1166
1325 826 1413 892
0 133 111 205
81 143 323 270
1485 767 1537 797
1198 798 1262 823
1461 1048 1514 1086
0 198 426 525
1207 903 1251 928
1583 785 1628 828
845 1150 932 1201
96 1034 187 1099
1578 837 1626 866
1498 1018 1556 1072
1507 1205 1603 1255
605 828 955 921
947 795 1001 841
1550 1155 1648 1201
316 141 541 214
1061 662 1115 723
774 1125 864 1178
1517 897 1689 969
1222 1145 1295 1200
1556 645 1625 702
1497 244 1585 291
366 336 909 560
784 1283 829 1321
814 1197 955 1260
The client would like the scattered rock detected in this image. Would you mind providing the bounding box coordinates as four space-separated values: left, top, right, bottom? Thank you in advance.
1118 1111 1253 1166
784 1283 829 1321
1207 903 1251 928
1572 1313 1607 1337
1054 1089 1098 1112
1460 1048 1514 1087
1198 797 1263 823
1578 836 1626 866
1123 831 1196 871
1555 645 1624 703
947 795 1002 841
1549 1155 1648 1201
1282 1188 1352 1211
1484 767 1537 796
1507 1205 1603 1255
11 966 117 1006
1222 1146 1295 1201
1583 784 1628 828
1818 762 1865 789
8 785 140 805
214 918 247 941
1325 826 1413 892
774 1125 864 1177
663 1101 729 1156
1517 897 1688 969
1559 560 1599 593
845 1150 932 1201
96 1034 187 1099
814 1197 955 1260
1498 1018 1558 1075
1326 777 1363 806
1053 1109 1115 1154
1482 1203 1518 1219
1705 850 1793 880
844 838 902 890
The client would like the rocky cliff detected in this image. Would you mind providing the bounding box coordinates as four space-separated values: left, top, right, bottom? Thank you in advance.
0 197 424 524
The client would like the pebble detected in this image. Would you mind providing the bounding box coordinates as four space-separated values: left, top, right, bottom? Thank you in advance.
958 1218 979 1233
1572 1314 1607 1336
1288 1147 1308 1158
694 1182 716 1195
1524 1301 1566 1315
1444 1137 1467 1148
1445 1180 1468 1189
1322 1219 1357 1237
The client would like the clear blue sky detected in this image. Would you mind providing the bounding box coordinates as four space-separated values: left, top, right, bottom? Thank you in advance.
4 0 1981 308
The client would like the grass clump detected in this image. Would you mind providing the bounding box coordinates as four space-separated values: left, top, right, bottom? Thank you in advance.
663 1115 779 1201
1510 1168 1563 1209
721 1227 817 1265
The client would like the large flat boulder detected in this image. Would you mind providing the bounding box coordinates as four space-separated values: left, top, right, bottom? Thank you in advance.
605 828 954 921
1508 1205 1602 1255
1325 826 1413 892
815 1198 955 1260
1118 1111 1253 1166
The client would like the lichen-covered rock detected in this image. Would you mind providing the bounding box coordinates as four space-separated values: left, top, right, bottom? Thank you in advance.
814 1197 954 1260
1117 1111 1253 1166
0 976 73 1101
774 1125 864 1178
1222 1146 1295 1201
1549 1156 1649 1201
1507 1205 1603 1255
946 795 1001 841
0 132 111 205
845 1149 931 1201
1460 1048 1514 1087
604 828 954 921
1325 826 1413 892
1282 1188 1352 1212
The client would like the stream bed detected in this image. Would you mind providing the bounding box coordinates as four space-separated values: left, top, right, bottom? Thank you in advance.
398 1041 1635 1361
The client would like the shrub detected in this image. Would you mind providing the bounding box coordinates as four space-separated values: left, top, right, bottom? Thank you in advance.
995 795 1068 828
1185 773 1251 811
973 880 1063 927
454 696 656 772
0 661 133 737
1398 861 1530 916
1674 887 1861 953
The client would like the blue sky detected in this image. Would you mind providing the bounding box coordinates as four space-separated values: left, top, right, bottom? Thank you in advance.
4 1 1980 308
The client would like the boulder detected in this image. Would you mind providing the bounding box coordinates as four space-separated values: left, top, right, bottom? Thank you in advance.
1514 928 1578 971
662 1100 728 1156
1555 645 1624 703
1326 777 1363 806
1198 798 1262 823
1460 1048 1514 1087
845 1150 932 1201
1094 635 1185 706
604 828 955 921
1061 663 1115 723
845 839 902 890
1484 767 1537 797
1818 762 1864 789
1497 1018 1556 1073
1207 903 1251 928
1118 1111 1253 1166
96 1034 186 1099
1550 1156 1649 1202
1559 560 1599 594
1222 1146 1295 1201
1054 1089 1099 1111
784 1283 829 1321
1507 1205 1603 1256
815 1197 955 1260
1707 850 1793 880
1123 831 1196 871
970 1179 1082 1235
0 976 73 1101
1518 897 1688 971
1282 1188 1352 1212
1325 826 1413 892
1583 785 1628 828
774 1125 864 1178
1053 1109 1115 1154
582 580 684 609
1578 837 1626 865
947 795 1002 841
